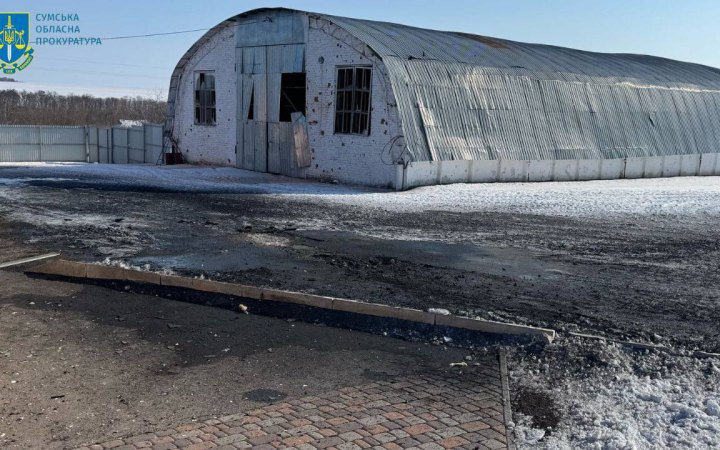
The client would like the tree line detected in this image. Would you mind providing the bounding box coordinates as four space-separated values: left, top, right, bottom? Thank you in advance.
0 89 166 126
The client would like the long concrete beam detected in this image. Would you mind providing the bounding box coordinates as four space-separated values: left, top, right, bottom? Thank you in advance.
27 259 556 343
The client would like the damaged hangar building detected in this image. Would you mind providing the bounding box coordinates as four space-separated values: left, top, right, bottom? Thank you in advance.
165 8 720 189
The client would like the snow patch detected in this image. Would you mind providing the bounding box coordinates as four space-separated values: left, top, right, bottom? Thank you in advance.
509 337 720 449
241 233 291 248
99 258 176 276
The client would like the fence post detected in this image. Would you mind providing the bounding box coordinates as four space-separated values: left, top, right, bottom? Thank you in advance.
37 126 42 162
126 128 130 163
110 127 114 164
143 123 152 163
84 126 90 163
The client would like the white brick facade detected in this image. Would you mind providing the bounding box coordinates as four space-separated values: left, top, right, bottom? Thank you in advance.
303 18 401 188
172 16 403 188
173 25 237 166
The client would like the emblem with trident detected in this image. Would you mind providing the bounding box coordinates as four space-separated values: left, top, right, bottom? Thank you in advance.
0 15 26 63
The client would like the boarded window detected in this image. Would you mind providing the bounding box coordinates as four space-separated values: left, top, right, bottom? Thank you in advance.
279 73 306 123
194 72 216 125
334 67 372 135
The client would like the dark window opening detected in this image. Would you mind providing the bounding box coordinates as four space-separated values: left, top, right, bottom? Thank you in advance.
334 66 372 135
194 72 216 126
279 73 306 122
247 86 254 121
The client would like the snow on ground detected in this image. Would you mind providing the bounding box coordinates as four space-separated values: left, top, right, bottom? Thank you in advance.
301 177 720 220
2 163 718 220
509 337 720 449
2 163 720 448
98 257 177 275
0 163 367 195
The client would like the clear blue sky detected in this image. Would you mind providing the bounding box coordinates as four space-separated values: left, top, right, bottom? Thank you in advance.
4 0 720 97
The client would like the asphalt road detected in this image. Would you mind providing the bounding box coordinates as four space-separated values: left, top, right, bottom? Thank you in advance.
0 165 717 352
2 164 719 448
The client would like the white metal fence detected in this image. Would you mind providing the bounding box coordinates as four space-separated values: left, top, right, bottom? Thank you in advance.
0 124 164 164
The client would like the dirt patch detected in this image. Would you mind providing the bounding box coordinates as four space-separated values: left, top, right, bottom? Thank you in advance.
0 270 473 449
513 387 561 433
242 388 288 403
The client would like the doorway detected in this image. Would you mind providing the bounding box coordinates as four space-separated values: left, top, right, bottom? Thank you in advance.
236 44 307 176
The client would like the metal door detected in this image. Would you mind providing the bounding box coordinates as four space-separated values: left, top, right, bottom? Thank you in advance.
236 44 306 175
237 46 267 172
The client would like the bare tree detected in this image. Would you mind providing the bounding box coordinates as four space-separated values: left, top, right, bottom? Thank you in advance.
0 89 166 126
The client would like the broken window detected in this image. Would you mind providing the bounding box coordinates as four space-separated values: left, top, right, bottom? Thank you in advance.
194 71 216 125
279 73 306 122
334 66 372 135
247 85 254 121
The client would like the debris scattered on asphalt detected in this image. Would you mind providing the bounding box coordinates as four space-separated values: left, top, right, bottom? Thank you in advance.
450 362 468 367
238 304 248 314
237 225 297 234
428 308 450 315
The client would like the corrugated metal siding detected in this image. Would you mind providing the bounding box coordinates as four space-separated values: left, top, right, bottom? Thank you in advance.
144 124 163 163
112 128 129 164
325 14 720 162
98 128 111 163
236 10 306 47
266 44 305 74
0 124 164 163
0 125 86 162
0 125 41 161
128 127 145 163
169 8 720 164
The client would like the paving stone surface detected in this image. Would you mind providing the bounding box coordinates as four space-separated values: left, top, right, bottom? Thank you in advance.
80 359 509 450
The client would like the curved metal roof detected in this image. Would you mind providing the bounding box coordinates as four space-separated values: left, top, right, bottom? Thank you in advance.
168 8 720 162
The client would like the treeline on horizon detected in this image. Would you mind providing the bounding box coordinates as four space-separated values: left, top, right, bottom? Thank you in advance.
0 89 166 126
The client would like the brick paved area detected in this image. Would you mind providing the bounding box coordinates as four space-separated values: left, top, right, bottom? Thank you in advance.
80 360 509 450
